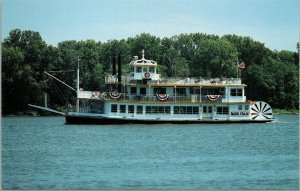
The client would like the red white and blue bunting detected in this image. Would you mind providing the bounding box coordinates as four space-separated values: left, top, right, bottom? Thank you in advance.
156 94 169 101
207 95 220 101
109 92 122 99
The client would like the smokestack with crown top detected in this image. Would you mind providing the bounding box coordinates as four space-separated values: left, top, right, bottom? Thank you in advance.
112 56 116 75
117 52 122 92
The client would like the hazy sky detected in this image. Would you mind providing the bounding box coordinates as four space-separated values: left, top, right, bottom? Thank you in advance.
3 0 299 51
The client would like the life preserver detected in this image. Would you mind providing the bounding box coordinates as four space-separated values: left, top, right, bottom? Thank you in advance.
156 94 169 101
207 95 220 101
144 72 150 78
109 92 122 99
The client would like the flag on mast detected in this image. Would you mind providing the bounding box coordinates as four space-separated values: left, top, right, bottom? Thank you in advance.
238 61 246 69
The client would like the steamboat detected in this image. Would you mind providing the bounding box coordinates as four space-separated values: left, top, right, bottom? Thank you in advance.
30 50 274 124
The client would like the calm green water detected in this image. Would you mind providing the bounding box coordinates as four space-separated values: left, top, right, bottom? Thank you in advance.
2 115 299 189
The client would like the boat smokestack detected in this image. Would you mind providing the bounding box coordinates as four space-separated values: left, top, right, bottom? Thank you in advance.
117 52 122 92
112 56 116 75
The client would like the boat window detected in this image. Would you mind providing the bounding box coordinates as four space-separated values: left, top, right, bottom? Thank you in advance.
143 67 148 72
120 105 126 113
130 87 137 95
238 105 243 110
208 106 212 113
165 106 171 114
217 106 229 114
140 88 146 95
193 106 199 114
203 106 207 113
137 67 142 73
230 88 243 96
174 106 179 114
146 106 170 114
187 107 193 114
245 105 249 110
149 67 155 73
128 105 135 113
146 106 151 114
151 106 158 113
111 104 118 113
130 67 134 72
174 106 198 114
180 107 186 114
137 105 143 114
158 106 164 113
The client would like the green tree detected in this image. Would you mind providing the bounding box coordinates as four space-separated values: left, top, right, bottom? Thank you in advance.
3 29 49 114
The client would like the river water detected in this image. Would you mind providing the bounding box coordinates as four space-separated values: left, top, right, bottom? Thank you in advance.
2 115 299 189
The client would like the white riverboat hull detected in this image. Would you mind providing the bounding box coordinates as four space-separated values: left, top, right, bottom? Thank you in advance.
65 113 274 125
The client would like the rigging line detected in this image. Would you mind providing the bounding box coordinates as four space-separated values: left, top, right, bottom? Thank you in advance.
44 71 76 92
52 79 69 104
51 80 65 104
47 70 75 73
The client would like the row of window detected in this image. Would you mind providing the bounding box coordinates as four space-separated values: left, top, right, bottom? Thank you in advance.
203 106 213 113
112 104 171 114
174 106 199 114
238 105 249 110
230 88 243 96
111 104 249 115
146 106 170 114
114 105 199 115
216 106 229 114
130 66 155 73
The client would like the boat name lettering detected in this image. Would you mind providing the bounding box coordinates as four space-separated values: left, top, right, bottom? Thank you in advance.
231 111 249 115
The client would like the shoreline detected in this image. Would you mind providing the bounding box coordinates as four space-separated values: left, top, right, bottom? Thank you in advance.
272 109 299 115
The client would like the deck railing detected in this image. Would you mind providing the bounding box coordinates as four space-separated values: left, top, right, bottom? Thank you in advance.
89 92 224 103
105 75 241 85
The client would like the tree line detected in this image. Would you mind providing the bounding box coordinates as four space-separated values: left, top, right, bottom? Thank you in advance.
2 29 299 114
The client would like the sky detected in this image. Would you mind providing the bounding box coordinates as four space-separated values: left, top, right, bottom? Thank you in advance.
2 0 299 51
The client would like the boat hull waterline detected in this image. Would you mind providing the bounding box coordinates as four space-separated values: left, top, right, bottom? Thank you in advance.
65 114 273 125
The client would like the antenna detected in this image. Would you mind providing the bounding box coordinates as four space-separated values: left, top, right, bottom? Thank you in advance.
141 49 145 59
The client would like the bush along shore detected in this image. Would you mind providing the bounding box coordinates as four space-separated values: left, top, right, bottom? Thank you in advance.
272 108 299 115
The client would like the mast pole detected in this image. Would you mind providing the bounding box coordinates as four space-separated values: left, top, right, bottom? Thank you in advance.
44 93 47 109
77 57 80 112
236 58 239 79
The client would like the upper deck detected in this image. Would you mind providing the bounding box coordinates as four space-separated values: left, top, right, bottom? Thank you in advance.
95 50 247 103
105 75 243 87
106 49 244 87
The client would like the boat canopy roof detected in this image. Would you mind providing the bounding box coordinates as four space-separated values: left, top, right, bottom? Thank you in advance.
129 50 157 66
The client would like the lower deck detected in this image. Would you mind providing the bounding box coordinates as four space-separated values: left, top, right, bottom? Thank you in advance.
71 100 273 123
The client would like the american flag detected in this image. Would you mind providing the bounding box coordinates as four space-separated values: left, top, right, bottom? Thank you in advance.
238 61 246 69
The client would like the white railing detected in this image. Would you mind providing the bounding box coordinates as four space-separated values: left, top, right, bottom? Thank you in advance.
151 77 241 85
82 92 225 103
104 75 241 85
